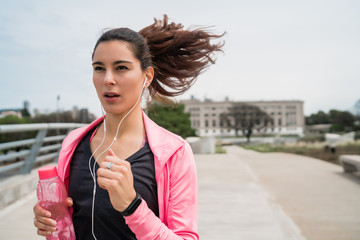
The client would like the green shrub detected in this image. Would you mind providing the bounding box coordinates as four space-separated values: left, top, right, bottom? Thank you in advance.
299 133 325 143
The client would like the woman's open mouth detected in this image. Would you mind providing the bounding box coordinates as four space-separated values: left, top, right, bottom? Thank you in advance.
104 92 120 102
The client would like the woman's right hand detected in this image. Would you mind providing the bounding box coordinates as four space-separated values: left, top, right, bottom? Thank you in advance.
33 197 73 236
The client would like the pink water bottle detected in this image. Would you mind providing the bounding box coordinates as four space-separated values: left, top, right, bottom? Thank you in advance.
37 165 76 240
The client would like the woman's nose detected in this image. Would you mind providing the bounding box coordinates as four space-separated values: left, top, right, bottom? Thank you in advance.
104 71 116 86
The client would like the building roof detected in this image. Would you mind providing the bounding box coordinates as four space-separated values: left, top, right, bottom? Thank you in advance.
0 108 23 114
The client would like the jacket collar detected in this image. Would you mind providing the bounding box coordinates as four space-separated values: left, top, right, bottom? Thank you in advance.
70 111 184 167
142 111 184 167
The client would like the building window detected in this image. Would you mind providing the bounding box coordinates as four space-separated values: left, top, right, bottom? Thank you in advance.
205 120 209 127
213 120 216 127
278 118 282 126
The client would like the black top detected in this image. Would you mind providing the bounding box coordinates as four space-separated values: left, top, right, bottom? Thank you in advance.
68 126 158 240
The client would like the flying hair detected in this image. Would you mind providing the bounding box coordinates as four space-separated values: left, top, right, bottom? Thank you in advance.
139 15 225 98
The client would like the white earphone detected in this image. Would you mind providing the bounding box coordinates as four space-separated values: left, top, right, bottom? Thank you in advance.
143 77 148 88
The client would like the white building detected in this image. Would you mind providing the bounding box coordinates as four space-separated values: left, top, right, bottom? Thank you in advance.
180 98 305 137
0 108 23 118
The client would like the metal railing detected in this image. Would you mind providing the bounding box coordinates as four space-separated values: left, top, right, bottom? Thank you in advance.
0 123 86 176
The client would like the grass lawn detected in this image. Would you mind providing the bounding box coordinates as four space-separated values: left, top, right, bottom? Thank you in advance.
241 141 360 165
215 145 227 154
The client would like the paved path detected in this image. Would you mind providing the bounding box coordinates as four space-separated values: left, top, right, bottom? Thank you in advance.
197 148 304 240
1 146 359 239
0 191 42 239
225 146 360 240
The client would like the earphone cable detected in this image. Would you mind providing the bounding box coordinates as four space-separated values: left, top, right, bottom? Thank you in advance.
88 80 147 240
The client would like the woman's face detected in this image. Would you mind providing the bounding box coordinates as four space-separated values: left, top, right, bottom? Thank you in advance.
92 40 145 115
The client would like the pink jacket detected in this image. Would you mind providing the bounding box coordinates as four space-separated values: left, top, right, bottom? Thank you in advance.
57 111 199 240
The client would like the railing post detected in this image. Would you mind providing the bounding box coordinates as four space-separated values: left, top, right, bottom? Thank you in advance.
20 129 47 174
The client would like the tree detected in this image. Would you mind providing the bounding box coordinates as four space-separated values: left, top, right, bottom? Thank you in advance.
21 108 31 118
147 102 196 139
32 110 96 124
329 109 354 132
305 109 356 132
220 103 272 142
0 115 32 125
305 111 330 125
0 115 35 144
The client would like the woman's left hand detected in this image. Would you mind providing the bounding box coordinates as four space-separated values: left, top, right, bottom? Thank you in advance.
97 148 137 212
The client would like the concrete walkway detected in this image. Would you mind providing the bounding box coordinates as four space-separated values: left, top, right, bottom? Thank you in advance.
197 147 304 240
225 146 360 240
0 191 42 239
1 146 359 239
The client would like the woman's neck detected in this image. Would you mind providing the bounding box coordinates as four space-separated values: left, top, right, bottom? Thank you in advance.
103 107 144 141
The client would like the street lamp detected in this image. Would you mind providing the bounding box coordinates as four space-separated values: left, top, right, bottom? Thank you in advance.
56 95 60 136
56 95 60 123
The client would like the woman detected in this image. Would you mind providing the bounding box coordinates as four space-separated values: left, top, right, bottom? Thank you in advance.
34 15 224 239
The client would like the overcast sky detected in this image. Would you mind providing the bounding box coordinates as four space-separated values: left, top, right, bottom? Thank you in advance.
0 0 359 117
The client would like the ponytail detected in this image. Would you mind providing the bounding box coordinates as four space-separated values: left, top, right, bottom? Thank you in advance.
139 15 225 98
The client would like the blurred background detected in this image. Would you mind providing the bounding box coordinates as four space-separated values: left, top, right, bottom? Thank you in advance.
1 1 360 240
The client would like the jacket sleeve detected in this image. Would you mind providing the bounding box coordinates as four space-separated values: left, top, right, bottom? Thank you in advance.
124 142 199 240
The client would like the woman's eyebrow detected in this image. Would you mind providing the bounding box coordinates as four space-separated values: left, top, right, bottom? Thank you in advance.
113 60 132 65
92 61 104 66
92 60 133 66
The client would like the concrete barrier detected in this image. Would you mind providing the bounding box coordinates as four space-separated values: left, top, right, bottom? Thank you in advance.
339 155 360 173
0 164 55 210
186 137 215 154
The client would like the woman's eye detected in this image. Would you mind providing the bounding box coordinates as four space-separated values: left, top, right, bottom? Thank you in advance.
116 65 128 70
94 66 104 71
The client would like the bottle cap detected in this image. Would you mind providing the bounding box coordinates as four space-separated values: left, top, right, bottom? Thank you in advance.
38 165 58 180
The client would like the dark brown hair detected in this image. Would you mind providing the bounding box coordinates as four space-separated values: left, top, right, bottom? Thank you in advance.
93 15 224 99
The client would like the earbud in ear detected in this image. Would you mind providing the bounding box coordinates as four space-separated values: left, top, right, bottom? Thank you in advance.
143 77 148 88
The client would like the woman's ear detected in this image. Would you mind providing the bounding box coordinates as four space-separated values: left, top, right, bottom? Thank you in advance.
144 67 154 88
